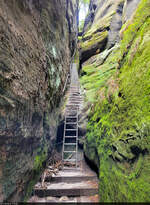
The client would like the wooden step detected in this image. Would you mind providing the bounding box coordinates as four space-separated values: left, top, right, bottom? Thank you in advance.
34 181 98 197
45 175 98 183
62 167 81 171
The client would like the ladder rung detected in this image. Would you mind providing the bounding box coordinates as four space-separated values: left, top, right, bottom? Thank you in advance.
68 102 81 104
66 104 79 106
66 108 79 110
68 100 80 102
70 94 81 95
65 122 77 124
65 117 78 119
69 97 82 99
69 92 80 93
70 93 81 94
69 98 82 100
65 113 77 116
67 105 79 106
70 92 81 93
66 115 78 120
68 100 82 102
69 96 81 97
66 112 77 116
66 103 79 105
65 129 77 131
65 136 77 138
66 111 78 113
66 116 78 118
69 93 80 94
65 110 78 113
66 108 78 110
63 151 76 153
63 159 76 162
69 97 82 98
64 143 76 145
68 100 81 102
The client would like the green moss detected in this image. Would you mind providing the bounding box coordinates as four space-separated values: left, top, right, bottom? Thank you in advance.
24 145 48 201
81 30 108 52
80 46 120 102
34 154 46 170
74 49 80 70
83 13 112 40
81 0 150 202
24 174 39 202
78 36 82 41
120 0 150 59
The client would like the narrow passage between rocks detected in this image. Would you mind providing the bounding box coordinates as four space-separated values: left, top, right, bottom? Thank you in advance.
29 64 99 203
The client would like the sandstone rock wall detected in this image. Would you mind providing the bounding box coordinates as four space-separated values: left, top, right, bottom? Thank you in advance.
80 0 141 64
123 0 141 23
0 0 78 201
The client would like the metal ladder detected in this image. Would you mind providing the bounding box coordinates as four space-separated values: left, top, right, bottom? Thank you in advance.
62 85 81 168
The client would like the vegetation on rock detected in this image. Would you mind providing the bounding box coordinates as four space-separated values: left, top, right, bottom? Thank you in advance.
81 0 150 202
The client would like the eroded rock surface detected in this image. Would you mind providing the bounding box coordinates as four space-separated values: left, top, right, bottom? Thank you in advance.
0 0 78 201
80 0 141 64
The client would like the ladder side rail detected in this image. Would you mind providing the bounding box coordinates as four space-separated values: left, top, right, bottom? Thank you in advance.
76 108 79 168
62 115 67 164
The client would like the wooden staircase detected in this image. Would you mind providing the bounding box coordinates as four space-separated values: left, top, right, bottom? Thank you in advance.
32 162 99 203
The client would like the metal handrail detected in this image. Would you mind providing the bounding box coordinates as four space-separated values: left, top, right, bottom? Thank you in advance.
62 74 69 93
62 63 73 93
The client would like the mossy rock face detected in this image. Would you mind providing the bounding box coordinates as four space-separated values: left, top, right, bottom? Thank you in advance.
80 0 130 64
80 44 120 103
81 0 150 202
80 31 108 63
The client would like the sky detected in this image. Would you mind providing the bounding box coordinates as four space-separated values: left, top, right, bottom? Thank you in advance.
79 3 89 22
